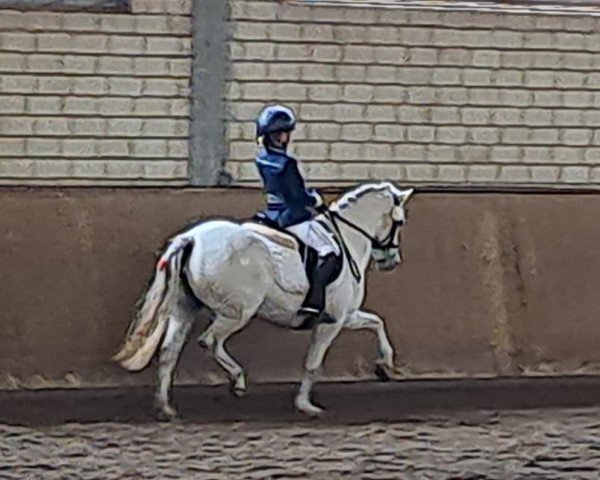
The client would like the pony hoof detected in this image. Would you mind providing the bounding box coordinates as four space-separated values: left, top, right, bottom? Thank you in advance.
230 375 247 398
231 386 247 398
155 404 178 422
295 400 324 418
375 364 392 382
303 405 324 418
375 363 406 381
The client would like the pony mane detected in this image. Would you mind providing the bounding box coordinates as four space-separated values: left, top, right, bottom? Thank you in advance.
332 182 399 211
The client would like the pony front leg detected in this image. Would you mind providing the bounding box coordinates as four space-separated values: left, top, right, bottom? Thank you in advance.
295 323 342 417
155 316 192 420
343 309 398 380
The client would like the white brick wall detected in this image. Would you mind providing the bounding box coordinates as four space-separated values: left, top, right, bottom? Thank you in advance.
0 2 191 185
227 0 600 187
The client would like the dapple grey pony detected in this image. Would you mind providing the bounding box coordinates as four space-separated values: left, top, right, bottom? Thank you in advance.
114 182 414 418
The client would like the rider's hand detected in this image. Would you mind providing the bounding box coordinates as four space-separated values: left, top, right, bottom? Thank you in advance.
309 190 328 213
309 189 325 208
316 203 328 213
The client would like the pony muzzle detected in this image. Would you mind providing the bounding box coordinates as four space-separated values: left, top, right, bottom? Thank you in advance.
373 247 402 271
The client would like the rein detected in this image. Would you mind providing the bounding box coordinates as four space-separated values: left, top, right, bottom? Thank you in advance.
323 210 362 283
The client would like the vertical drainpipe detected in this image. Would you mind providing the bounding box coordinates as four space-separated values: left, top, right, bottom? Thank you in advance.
189 0 232 186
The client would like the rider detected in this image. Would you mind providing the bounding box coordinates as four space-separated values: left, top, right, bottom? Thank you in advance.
255 104 340 327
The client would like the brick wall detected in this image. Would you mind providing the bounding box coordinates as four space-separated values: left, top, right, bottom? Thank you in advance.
4 0 600 188
226 0 600 186
0 0 191 185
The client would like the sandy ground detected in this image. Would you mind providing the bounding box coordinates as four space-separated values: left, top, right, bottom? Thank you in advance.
1 408 599 479
1 379 600 479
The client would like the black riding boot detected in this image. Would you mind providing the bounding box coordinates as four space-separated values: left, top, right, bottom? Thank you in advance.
296 253 339 329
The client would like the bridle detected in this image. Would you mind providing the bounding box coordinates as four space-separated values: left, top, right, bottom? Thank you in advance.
324 196 404 283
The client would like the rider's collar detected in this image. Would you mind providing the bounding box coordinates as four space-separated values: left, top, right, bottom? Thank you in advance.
265 145 287 155
264 142 288 155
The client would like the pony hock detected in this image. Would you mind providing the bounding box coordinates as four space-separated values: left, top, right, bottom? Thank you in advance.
113 182 414 418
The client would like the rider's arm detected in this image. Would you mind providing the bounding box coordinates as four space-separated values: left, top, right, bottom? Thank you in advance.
278 159 317 208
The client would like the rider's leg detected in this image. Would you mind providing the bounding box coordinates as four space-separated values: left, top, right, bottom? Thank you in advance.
287 220 340 327
299 253 338 320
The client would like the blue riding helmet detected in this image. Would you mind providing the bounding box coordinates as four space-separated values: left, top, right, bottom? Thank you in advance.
256 104 296 140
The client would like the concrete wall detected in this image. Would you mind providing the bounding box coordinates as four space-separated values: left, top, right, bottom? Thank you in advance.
227 0 600 186
0 0 192 185
2 0 600 390
2 188 600 390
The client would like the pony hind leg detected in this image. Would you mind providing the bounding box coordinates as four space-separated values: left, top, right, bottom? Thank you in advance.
154 283 199 421
195 233 271 396
198 312 253 397
155 315 193 420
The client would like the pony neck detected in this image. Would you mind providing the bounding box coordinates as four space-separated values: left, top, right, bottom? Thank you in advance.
330 201 379 275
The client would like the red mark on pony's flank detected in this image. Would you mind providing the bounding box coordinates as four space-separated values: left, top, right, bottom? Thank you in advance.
158 258 168 271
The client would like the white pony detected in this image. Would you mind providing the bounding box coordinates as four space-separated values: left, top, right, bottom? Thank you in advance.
114 182 414 418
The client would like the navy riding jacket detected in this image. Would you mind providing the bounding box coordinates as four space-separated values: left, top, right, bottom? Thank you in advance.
255 146 317 228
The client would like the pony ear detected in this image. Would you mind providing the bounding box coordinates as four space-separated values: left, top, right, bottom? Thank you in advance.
399 188 415 204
